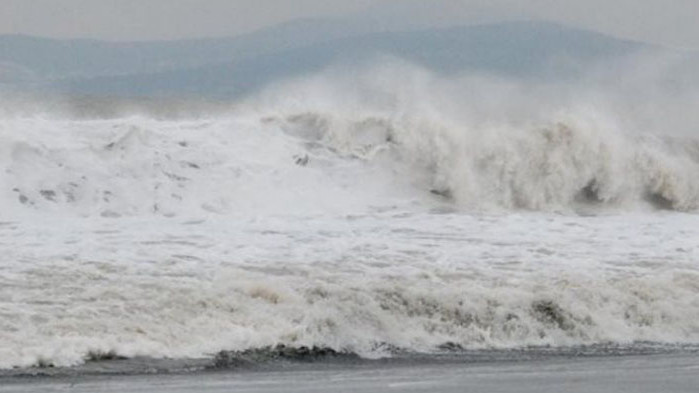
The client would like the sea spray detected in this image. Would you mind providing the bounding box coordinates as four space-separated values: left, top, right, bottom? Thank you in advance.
1 64 699 370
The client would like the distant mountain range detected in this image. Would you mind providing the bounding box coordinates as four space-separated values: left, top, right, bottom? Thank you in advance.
0 19 681 98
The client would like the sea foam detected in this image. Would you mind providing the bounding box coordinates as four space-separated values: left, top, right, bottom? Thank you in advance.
1 65 698 369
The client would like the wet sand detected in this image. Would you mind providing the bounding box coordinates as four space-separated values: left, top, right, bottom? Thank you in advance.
2 353 698 393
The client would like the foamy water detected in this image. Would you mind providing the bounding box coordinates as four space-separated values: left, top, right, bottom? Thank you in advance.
1 71 699 369
2 210 699 369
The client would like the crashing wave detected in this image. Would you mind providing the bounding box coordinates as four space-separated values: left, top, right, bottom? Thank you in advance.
2 109 699 217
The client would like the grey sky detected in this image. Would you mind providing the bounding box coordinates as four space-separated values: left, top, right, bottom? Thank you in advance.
1 0 698 49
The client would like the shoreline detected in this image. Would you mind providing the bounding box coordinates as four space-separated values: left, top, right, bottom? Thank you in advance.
1 350 698 393
2 343 698 380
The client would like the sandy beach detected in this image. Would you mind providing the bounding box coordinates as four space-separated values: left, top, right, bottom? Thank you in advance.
2 352 698 393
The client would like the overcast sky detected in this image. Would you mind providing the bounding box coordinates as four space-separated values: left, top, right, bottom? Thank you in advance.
1 0 698 49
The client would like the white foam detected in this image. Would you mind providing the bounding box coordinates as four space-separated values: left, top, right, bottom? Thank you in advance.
1 67 699 368
0 213 698 369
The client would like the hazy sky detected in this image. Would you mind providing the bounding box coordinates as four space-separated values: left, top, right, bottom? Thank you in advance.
1 0 698 49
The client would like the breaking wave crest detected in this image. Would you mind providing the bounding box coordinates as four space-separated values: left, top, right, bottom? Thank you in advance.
263 110 699 212
2 83 699 216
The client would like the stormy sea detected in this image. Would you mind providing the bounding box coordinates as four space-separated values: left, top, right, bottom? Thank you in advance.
2 33 699 391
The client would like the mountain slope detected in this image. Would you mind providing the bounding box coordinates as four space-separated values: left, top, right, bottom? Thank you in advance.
56 21 653 97
0 17 373 82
